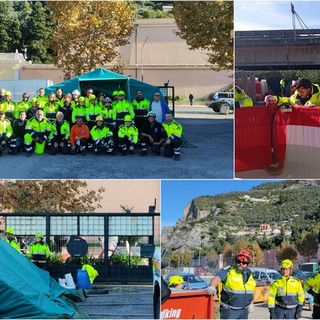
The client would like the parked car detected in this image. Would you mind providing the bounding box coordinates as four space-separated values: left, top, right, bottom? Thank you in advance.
292 269 311 282
299 262 319 277
250 267 281 284
165 273 208 290
206 91 234 113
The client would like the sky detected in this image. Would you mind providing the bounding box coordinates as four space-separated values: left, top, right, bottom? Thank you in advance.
235 0 320 31
161 180 281 228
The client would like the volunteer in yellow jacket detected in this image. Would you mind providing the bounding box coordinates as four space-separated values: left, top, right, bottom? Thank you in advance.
5 228 20 252
162 112 183 161
207 249 256 319
234 85 253 108
303 262 320 319
118 115 138 156
29 232 51 259
265 77 320 107
268 259 304 319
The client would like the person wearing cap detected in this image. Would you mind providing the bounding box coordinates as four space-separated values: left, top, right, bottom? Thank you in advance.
131 89 150 132
112 90 135 127
26 98 39 119
90 116 114 155
162 112 183 161
9 111 27 155
14 92 31 119
24 109 51 157
118 114 138 156
304 262 320 319
86 94 102 130
150 91 170 123
101 97 115 130
140 111 165 156
49 111 70 155
168 275 184 289
0 91 15 121
29 233 51 270
4 228 20 252
36 88 48 109
70 116 90 156
207 249 256 319
44 93 58 122
84 88 94 108
71 89 81 108
265 77 320 107
268 259 304 319
58 93 73 125
71 96 87 124
111 90 119 108
0 110 13 156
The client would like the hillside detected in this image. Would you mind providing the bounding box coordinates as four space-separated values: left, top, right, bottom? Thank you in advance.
162 180 320 255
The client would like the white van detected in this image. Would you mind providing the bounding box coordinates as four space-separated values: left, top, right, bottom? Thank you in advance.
250 267 281 284
206 91 234 113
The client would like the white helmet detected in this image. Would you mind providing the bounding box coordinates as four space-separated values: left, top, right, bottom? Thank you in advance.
72 89 80 96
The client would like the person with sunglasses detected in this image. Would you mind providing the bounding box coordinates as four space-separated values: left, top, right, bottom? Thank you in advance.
207 249 256 319
268 259 304 319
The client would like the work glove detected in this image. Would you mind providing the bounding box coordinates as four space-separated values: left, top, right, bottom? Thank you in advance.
207 286 217 296
294 305 303 319
269 308 276 320
265 95 276 106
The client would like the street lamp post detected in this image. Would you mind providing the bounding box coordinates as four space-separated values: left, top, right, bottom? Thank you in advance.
198 234 202 267
141 36 149 82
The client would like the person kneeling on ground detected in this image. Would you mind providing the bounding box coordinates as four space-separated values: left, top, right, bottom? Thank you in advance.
90 116 114 155
118 115 138 156
140 111 165 156
24 109 51 157
50 111 70 155
70 116 90 156
162 112 183 161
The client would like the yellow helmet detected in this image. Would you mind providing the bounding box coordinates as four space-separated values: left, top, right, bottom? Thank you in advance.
4 91 11 96
124 115 132 122
35 232 44 238
168 275 184 287
89 94 96 100
5 228 14 234
31 97 37 103
95 116 103 122
281 259 293 268
78 96 85 102
118 90 125 96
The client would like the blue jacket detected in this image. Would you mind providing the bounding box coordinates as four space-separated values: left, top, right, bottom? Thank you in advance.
150 101 170 123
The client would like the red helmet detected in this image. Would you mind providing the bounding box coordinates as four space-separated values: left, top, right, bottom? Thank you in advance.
236 249 252 263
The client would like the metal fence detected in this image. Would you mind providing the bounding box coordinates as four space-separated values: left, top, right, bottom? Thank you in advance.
0 212 160 284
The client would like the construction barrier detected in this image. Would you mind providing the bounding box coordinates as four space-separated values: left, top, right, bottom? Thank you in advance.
161 290 214 319
235 106 320 177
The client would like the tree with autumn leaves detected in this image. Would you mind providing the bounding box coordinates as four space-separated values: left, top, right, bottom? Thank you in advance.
47 1 136 79
173 1 233 71
0 180 105 213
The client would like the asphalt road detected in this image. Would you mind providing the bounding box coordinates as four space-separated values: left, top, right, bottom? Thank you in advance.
78 285 153 319
0 105 234 179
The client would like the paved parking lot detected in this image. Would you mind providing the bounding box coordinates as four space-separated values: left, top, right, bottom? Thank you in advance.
0 106 233 179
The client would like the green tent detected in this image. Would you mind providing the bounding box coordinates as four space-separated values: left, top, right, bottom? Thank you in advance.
0 241 88 319
46 68 159 101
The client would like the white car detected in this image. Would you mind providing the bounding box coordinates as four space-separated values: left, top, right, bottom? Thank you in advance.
250 267 281 284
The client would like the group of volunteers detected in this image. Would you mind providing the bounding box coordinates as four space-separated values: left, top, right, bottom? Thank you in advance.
5 227 51 261
204 248 320 319
0 87 183 160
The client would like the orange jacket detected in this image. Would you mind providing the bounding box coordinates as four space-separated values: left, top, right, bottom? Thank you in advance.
70 123 90 145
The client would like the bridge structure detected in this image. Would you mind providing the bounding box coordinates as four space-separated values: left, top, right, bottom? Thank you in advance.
235 29 320 71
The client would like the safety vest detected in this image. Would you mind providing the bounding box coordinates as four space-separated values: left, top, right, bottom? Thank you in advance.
221 268 256 308
36 96 48 109
0 101 15 119
118 124 139 143
268 276 304 309
86 104 102 122
0 119 13 138
50 120 70 140
131 98 150 117
101 107 113 121
6 238 20 252
304 273 320 304
44 102 58 122
90 124 113 140
72 106 87 123
25 117 51 137
14 101 31 119
29 242 51 258
113 100 135 120
275 84 320 106
162 120 183 139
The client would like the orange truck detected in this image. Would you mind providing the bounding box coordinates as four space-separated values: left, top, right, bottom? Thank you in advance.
161 290 214 319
